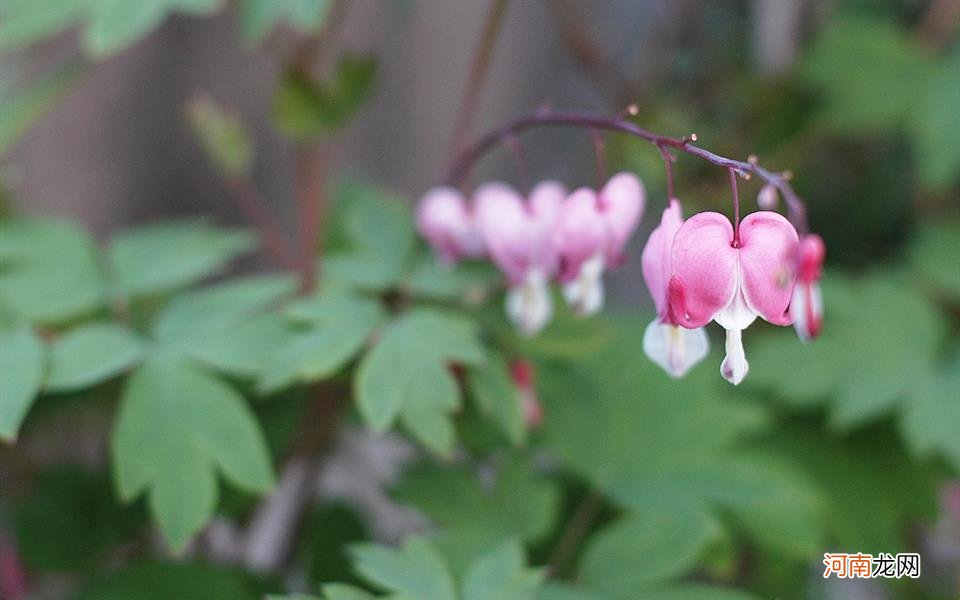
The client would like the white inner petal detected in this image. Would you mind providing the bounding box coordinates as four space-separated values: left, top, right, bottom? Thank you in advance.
506 269 553 336
720 328 749 385
562 253 605 316
643 319 710 378
713 264 755 385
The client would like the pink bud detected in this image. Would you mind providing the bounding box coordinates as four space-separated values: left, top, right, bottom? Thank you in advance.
757 184 778 210
416 186 485 264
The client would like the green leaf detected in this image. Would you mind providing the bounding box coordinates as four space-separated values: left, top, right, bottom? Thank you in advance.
406 258 500 301
320 585 375 600
83 0 222 58
0 320 44 441
151 273 296 342
188 313 290 379
111 357 274 550
109 220 255 298
0 63 82 156
71 561 265 600
46 322 144 391
239 0 332 42
541 583 760 600
461 539 543 600
911 47 960 188
800 18 935 132
0 219 107 324
14 467 142 571
581 502 720 592
350 537 456 600
186 94 253 178
355 309 484 455
273 54 376 139
747 275 946 430
910 221 960 298
324 181 415 291
466 354 525 446
393 459 559 574
899 356 960 472
260 292 385 393
0 0 87 52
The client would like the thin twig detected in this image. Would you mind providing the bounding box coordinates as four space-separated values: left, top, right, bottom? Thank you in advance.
225 178 299 268
447 108 808 233
447 0 511 160
729 167 741 244
659 145 676 200
546 488 604 577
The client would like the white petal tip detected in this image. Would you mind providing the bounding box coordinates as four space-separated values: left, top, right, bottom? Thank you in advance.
643 320 710 378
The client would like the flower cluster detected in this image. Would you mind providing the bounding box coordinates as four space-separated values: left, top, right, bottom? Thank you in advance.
417 174 824 385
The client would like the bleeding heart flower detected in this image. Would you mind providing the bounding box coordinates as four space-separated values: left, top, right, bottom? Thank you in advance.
668 211 798 384
416 186 485 264
553 172 644 315
640 199 709 377
476 180 565 335
790 234 825 342
510 360 544 429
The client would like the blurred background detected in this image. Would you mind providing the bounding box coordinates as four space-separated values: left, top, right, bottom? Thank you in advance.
1 1 958 599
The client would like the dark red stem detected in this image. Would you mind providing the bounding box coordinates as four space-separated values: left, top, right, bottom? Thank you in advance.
447 108 809 233
729 167 741 245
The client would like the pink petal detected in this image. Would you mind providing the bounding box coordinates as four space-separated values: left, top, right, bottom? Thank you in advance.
737 211 799 325
416 186 483 263
475 182 529 283
599 172 645 266
641 199 683 319
668 211 738 328
553 188 607 282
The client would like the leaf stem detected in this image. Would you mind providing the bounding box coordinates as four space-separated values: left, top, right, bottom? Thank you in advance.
225 177 299 269
546 487 604 577
447 108 809 233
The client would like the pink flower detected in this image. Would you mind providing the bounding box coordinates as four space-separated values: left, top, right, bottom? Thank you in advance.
553 172 644 315
640 199 709 377
790 234 825 342
476 180 566 335
416 186 485 264
668 211 799 384
511 360 544 429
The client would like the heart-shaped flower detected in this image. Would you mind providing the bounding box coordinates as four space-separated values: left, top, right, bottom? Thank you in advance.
668 211 798 384
416 186 485 264
476 180 566 335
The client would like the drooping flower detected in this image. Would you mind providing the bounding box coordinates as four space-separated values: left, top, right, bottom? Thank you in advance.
790 234 825 342
476 180 566 335
668 211 799 384
553 172 644 315
510 359 544 429
416 186 485 264
640 199 709 377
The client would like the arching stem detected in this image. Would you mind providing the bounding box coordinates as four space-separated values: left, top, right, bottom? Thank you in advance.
447 108 808 233
729 167 741 246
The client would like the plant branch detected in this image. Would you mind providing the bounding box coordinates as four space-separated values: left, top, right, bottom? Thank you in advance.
447 0 511 159
447 108 809 233
225 177 299 269
295 143 328 293
546 488 604 577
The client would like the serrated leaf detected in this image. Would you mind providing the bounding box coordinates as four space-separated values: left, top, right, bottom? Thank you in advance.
239 0 332 42
109 221 255 298
466 355 525 446
46 322 144 391
151 273 296 342
355 309 484 454
111 358 274 550
747 275 946 431
260 293 384 393
71 561 264 600
324 181 414 291
0 219 106 324
0 321 44 441
350 537 456 600
581 502 719 592
461 539 543 600
393 459 559 574
0 63 82 156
